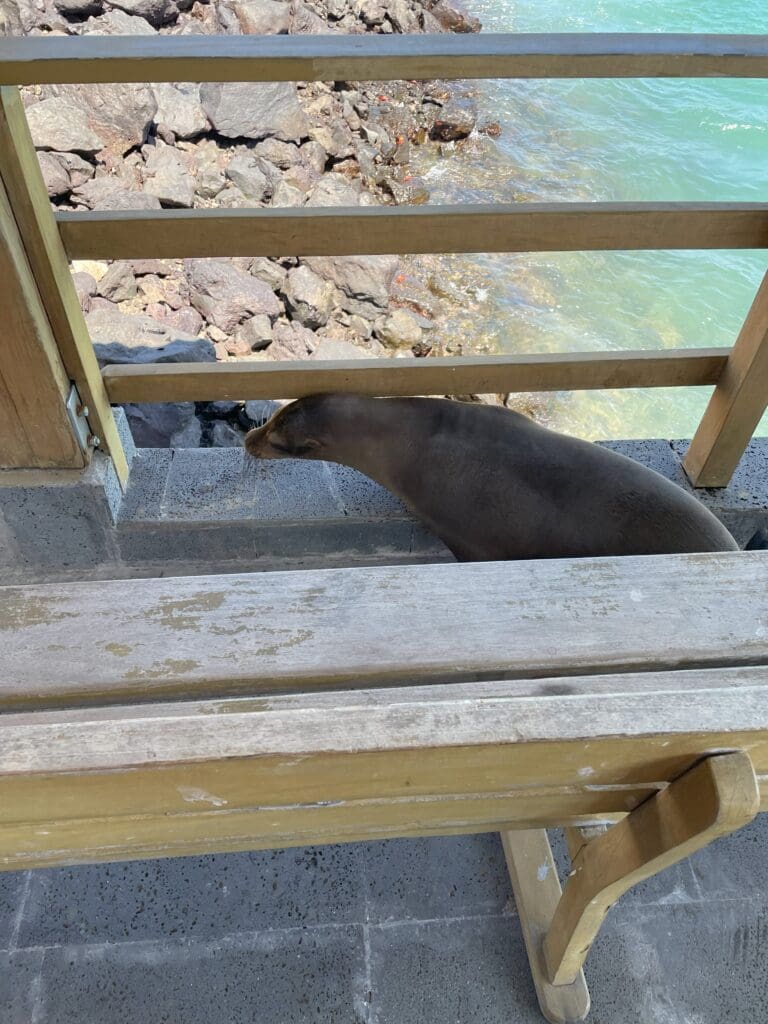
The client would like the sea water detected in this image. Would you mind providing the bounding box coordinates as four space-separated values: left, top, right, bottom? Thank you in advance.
412 0 768 440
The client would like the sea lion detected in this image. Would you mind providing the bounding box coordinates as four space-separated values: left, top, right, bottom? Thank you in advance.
244 394 738 561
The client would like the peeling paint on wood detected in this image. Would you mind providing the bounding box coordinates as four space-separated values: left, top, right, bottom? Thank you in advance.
1 552 767 708
0 552 766 869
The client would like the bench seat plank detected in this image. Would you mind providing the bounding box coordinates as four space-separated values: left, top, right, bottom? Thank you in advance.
1 666 768 869
4 665 768 776
2 551 766 868
1 551 767 709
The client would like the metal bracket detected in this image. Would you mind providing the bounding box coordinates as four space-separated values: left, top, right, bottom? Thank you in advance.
65 384 99 453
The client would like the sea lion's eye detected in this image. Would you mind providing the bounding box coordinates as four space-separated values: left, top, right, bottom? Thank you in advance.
269 437 319 456
269 439 293 453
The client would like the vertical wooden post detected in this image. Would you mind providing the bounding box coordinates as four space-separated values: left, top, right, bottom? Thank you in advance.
0 86 128 484
684 271 768 487
0 175 84 470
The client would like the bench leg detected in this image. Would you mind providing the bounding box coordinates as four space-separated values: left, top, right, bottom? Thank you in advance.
502 750 759 1021
543 750 758 986
501 828 591 1024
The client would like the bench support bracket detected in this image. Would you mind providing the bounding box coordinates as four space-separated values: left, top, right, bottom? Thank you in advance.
502 750 759 1023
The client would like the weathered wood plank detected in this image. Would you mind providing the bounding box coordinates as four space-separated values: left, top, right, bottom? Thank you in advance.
4 668 768 776
3 554 767 869
0 799 628 872
10 663 765 727
1 34 767 86
0 171 84 469
101 348 730 404
57 203 768 261
684 271 768 487
1 682 767 868
0 87 128 484
0 765 764 871
1 552 767 708
0 768 658 832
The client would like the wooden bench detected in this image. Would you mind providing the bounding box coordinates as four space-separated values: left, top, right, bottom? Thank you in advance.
2 550 767 1022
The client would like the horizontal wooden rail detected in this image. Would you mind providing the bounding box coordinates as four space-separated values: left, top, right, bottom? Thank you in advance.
58 203 768 261
3 35 765 486
102 348 729 403
1 34 767 85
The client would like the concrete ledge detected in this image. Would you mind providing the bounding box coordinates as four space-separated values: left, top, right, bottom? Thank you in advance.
0 457 123 580
113 447 449 578
2 435 766 583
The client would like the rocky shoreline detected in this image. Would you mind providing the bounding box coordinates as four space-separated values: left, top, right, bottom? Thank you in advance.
3 0 509 447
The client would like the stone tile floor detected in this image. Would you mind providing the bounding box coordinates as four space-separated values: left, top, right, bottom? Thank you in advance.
2 817 767 1023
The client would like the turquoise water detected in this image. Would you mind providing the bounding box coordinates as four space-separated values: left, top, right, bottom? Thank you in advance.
413 1 768 440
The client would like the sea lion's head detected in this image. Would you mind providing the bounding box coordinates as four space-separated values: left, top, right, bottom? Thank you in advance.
244 394 340 460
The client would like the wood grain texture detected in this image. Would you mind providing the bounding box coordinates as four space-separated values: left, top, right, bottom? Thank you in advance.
2 553 767 868
4 666 768 775
0 172 83 469
543 751 760 984
1 34 767 85
101 348 730 403
1 674 767 868
684 271 768 487
2 552 768 708
0 359 36 467
0 766 764 871
0 799 627 872
502 829 590 1023
57 203 768 261
0 87 128 483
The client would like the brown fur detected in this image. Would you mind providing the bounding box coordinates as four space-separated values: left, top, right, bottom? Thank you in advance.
245 394 738 561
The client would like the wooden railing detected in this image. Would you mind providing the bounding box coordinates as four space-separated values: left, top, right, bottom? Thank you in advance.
1 34 767 488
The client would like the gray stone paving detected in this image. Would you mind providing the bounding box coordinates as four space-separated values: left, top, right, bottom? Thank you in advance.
2 818 767 1023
